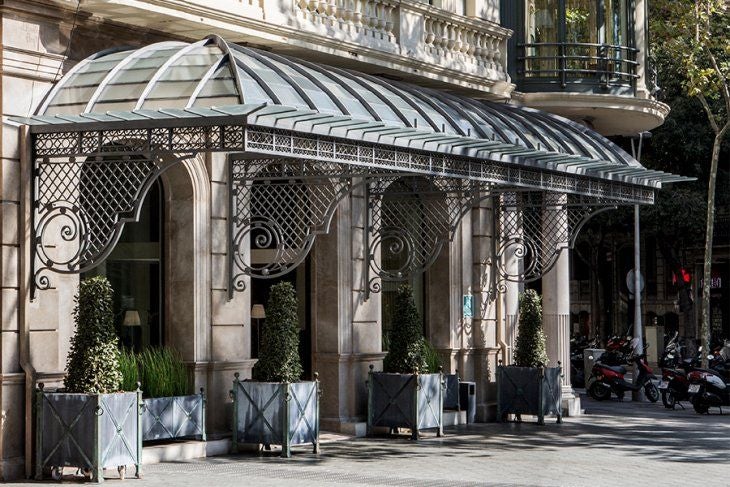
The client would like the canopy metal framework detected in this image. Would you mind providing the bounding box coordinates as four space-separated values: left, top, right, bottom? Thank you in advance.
18 35 691 299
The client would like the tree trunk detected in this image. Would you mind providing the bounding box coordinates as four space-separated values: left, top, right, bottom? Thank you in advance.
701 133 723 368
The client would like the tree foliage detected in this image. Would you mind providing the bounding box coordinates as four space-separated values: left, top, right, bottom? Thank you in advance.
64 276 122 394
513 290 549 368
383 284 428 374
252 282 303 382
651 0 730 366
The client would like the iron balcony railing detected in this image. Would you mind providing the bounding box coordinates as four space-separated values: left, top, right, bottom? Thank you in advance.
517 42 639 92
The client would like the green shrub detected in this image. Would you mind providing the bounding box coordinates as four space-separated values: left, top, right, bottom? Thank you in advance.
119 348 139 392
422 339 443 374
383 284 427 374
252 282 303 382
64 276 122 394
513 289 549 368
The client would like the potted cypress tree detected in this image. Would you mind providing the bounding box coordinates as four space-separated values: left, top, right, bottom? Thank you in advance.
35 276 142 482
230 281 319 457
120 347 206 443
367 284 444 439
496 289 562 425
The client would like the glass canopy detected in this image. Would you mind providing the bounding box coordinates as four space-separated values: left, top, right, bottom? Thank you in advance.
18 35 688 187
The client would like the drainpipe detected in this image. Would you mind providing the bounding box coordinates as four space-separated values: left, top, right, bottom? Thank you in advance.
19 126 36 479
492 195 509 364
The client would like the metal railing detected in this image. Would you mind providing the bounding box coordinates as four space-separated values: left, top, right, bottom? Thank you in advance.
517 42 639 92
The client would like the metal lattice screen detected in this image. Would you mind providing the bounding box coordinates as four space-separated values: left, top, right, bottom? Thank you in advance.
495 191 616 286
229 159 368 292
33 153 169 292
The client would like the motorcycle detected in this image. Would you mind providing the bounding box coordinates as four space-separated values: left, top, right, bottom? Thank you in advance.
601 333 634 366
687 340 730 414
658 332 699 409
587 345 659 402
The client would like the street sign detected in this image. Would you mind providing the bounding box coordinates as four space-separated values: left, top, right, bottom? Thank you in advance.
626 269 645 295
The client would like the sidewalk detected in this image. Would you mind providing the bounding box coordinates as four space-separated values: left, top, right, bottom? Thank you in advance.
15 395 730 486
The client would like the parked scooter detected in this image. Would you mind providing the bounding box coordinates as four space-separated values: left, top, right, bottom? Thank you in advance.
658 333 700 409
601 329 634 366
587 342 659 402
687 340 730 414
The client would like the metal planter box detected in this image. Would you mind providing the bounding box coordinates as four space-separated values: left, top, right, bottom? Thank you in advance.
141 390 206 442
231 373 320 458
367 366 444 439
35 386 142 482
443 373 460 411
496 364 563 425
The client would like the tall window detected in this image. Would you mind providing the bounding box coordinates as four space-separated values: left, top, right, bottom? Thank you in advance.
83 180 164 351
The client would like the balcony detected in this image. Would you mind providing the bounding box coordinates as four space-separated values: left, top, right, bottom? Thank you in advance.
78 0 513 98
517 42 639 96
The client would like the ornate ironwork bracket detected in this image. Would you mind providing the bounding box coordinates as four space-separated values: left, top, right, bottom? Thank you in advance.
485 191 617 300
31 151 194 297
364 176 492 299
227 158 378 296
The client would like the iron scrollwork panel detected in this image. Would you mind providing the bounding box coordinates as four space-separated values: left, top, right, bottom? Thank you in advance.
365 177 488 295
228 159 360 294
33 152 190 294
492 192 616 291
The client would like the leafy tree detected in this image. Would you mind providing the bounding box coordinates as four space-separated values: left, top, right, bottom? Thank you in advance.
252 282 303 382
651 0 730 367
64 276 122 394
513 290 549 368
383 284 427 374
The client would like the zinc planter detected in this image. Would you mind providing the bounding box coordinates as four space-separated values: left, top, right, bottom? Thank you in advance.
141 389 206 442
35 384 142 482
230 373 320 458
367 365 444 439
496 362 563 425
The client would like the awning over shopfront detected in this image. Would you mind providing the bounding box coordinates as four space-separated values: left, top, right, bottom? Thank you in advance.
12 35 691 297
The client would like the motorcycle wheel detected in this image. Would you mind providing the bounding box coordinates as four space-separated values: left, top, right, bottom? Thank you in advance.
691 396 709 414
661 390 676 409
645 383 659 403
588 381 611 401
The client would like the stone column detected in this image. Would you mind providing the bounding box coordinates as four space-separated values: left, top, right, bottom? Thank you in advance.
541 192 580 416
471 196 499 421
313 181 383 436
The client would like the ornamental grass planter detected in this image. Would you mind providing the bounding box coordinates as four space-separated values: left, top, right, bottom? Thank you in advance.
496 362 563 425
141 389 206 442
230 373 320 458
35 384 142 483
367 365 445 439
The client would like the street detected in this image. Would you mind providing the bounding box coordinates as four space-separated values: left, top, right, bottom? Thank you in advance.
15 395 730 486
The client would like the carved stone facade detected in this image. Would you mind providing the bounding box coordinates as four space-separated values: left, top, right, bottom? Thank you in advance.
0 0 666 480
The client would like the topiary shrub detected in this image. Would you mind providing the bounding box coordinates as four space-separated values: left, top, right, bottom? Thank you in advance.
513 289 549 368
252 281 303 382
64 276 122 394
383 284 427 374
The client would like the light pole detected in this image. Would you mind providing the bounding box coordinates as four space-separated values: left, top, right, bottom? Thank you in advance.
631 131 651 400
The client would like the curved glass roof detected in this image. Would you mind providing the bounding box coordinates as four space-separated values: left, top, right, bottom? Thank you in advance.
20 35 689 186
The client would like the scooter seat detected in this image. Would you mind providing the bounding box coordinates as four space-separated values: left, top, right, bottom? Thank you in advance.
604 365 627 375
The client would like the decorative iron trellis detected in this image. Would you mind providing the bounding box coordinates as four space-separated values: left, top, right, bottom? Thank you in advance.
31 150 193 296
29 122 652 295
228 158 383 295
365 176 490 297
489 191 618 294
